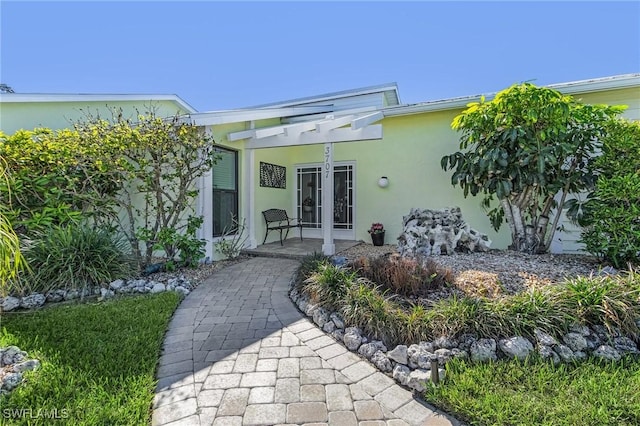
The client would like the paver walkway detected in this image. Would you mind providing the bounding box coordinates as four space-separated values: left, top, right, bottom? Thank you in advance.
152 257 459 426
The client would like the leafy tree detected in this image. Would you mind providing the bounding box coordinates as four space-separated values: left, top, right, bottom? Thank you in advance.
572 119 640 267
73 110 217 266
441 83 624 253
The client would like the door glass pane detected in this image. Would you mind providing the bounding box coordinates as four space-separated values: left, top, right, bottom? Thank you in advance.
334 165 353 230
298 167 321 229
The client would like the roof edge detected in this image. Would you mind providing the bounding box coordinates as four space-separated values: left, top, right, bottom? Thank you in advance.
0 93 198 113
383 73 640 118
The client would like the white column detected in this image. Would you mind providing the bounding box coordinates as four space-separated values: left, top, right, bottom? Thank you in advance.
322 142 335 255
244 147 257 248
201 126 215 260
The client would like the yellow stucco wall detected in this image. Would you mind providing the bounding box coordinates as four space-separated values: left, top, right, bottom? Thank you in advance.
0 100 190 133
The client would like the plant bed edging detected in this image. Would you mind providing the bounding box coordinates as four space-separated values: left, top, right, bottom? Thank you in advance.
0 275 194 313
290 287 640 394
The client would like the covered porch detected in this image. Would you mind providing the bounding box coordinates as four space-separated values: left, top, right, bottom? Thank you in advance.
242 238 363 260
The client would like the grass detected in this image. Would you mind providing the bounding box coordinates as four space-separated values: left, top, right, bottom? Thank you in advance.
0 292 181 425
425 356 640 426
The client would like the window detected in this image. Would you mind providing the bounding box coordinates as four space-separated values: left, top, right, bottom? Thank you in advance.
212 147 238 237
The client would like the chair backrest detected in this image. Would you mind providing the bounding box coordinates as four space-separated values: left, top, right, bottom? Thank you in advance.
262 209 290 224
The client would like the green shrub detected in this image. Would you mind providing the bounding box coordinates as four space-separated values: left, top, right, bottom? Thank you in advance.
351 255 452 297
303 264 357 310
24 224 136 294
560 274 640 339
579 120 640 267
342 281 401 344
296 252 330 283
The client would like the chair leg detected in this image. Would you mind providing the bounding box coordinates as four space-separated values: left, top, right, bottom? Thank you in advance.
263 229 269 245
299 225 303 241
279 229 284 246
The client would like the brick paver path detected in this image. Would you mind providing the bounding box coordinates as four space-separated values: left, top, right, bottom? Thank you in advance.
152 257 459 426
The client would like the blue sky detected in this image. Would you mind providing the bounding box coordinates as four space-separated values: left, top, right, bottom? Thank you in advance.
1 1 639 112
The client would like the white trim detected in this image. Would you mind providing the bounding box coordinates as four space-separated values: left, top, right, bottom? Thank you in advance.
190 105 333 126
249 82 400 108
315 114 356 133
382 73 640 118
0 93 197 113
351 111 384 130
244 148 257 249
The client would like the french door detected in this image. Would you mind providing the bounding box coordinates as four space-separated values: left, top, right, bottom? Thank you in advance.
295 163 354 239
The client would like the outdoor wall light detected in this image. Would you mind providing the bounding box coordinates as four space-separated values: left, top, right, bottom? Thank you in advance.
378 176 389 188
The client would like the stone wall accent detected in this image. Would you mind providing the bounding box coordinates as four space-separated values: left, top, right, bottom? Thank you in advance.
397 207 491 256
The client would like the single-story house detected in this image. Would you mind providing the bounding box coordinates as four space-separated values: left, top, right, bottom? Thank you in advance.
1 74 638 259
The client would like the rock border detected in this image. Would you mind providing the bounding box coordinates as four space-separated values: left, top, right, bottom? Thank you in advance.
0 275 194 313
290 281 640 393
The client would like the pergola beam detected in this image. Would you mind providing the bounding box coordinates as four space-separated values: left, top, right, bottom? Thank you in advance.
351 111 384 129
244 125 382 149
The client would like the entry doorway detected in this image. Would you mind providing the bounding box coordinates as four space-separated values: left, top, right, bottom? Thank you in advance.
295 162 355 239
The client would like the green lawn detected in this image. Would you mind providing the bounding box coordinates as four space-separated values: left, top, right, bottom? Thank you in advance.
0 292 181 425
425 356 640 426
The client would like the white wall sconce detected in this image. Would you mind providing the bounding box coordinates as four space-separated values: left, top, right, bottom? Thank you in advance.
378 176 389 188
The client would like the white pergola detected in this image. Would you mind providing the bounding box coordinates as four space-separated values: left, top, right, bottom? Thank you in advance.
225 109 385 255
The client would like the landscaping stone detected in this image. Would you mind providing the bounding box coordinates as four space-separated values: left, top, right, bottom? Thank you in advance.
553 344 576 362
569 324 591 336
498 336 534 360
370 351 393 373
1 346 26 366
533 328 558 346
585 333 602 351
358 341 387 360
434 348 454 364
330 312 345 329
12 359 41 373
406 369 431 392
109 279 125 290
397 207 492 256
470 338 497 362
562 333 588 352
392 365 410 386
0 346 40 395
45 289 66 303
331 329 345 342
100 288 115 299
387 345 408 365
174 286 190 296
313 307 330 328
433 336 458 350
1 296 21 312
538 345 560 365
151 283 166 293
593 345 622 361
613 337 639 355
1 372 22 391
343 327 364 351
456 334 477 351
64 290 79 300
322 320 336 333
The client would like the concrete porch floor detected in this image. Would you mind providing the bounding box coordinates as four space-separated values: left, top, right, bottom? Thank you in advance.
242 238 363 259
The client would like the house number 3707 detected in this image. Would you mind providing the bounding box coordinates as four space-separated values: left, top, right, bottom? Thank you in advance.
324 145 331 178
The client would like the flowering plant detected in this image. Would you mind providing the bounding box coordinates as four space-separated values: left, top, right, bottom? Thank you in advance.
368 222 384 234
303 196 314 207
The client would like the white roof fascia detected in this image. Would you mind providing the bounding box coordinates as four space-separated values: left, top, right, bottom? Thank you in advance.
383 73 640 118
250 83 400 108
189 105 334 126
0 93 197 113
